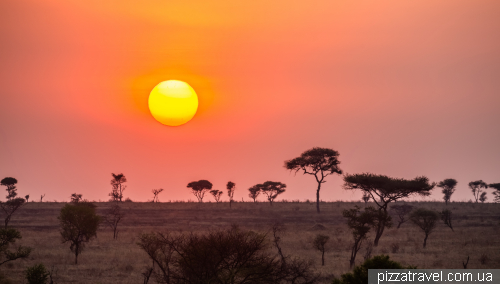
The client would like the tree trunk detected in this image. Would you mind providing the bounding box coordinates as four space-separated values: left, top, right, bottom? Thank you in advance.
423 234 428 248
75 250 79 265
321 250 325 266
229 200 232 208
373 209 387 246
316 183 321 213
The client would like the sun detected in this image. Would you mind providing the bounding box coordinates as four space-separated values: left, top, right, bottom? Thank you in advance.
148 80 198 126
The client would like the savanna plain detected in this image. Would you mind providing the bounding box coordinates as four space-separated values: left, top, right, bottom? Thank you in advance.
4 201 500 283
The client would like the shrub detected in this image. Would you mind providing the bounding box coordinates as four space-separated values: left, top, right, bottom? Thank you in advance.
25 263 49 284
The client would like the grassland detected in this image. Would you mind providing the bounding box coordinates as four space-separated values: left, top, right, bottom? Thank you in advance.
3 200 500 283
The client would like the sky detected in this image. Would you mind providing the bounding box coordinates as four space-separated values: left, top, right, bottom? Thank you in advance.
1 0 499 203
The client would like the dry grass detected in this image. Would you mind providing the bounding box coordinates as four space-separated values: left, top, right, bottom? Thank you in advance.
3 201 500 283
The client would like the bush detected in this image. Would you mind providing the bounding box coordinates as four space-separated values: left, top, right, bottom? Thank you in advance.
25 263 49 284
332 255 415 284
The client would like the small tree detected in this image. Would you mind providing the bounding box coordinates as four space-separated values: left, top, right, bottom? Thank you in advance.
437 178 457 205
479 192 487 203
1 177 18 200
441 209 453 232
59 202 101 264
104 203 124 240
70 193 83 203
390 204 413 229
260 181 286 205
152 188 164 203
40 194 45 202
210 189 223 203
0 228 32 266
109 173 127 202
343 206 377 268
343 173 434 246
285 147 342 213
248 185 261 202
469 180 487 203
362 192 370 205
25 195 29 202
410 208 438 248
25 263 50 284
227 181 236 208
312 234 329 266
489 183 500 203
187 180 213 202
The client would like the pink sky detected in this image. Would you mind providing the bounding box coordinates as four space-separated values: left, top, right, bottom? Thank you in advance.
1 0 499 202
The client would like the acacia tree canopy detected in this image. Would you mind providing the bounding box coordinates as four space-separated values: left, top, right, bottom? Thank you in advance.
259 181 286 205
187 180 213 202
285 147 342 213
489 183 500 203
437 178 457 205
469 180 488 203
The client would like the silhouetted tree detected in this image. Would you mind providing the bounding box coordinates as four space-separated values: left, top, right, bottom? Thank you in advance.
362 192 370 205
151 188 163 203
227 181 236 208
59 202 101 264
469 180 487 203
25 195 29 202
343 173 434 246
410 208 438 248
248 185 261 202
0 228 32 266
285 147 342 213
312 234 329 266
109 173 127 202
70 193 83 203
390 203 413 229
210 189 223 203
260 181 286 206
1 178 26 228
1 177 18 200
437 178 457 205
343 206 377 268
187 180 213 202
40 194 45 202
104 203 124 240
440 209 453 232
479 192 487 203
489 183 500 203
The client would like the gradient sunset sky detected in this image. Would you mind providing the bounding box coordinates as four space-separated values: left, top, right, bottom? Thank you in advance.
1 0 499 202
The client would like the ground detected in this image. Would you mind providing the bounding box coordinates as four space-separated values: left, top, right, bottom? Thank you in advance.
3 200 500 283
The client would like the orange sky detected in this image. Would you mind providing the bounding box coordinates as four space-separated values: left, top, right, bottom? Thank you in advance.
1 0 499 202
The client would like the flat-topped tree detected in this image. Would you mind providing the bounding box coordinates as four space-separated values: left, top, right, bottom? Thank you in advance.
489 183 500 203
248 185 261 202
260 181 286 206
109 173 127 202
469 180 487 203
343 173 435 246
1 177 26 228
437 178 457 205
187 180 213 202
285 147 342 213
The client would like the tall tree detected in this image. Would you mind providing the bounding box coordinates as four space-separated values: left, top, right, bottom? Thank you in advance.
410 208 439 248
187 180 213 202
152 188 164 203
468 180 487 203
1 177 18 200
1 177 26 228
489 183 500 203
248 185 261 202
226 181 236 208
342 206 377 269
259 181 286 206
343 173 435 246
437 178 457 205
285 147 342 213
104 203 125 240
109 173 127 202
59 202 101 264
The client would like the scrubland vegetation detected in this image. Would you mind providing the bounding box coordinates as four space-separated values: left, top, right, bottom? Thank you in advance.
1 200 499 283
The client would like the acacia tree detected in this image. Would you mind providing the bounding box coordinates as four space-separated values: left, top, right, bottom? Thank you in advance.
312 234 329 266
342 206 376 269
210 189 223 203
390 204 413 229
227 181 236 208
104 203 124 240
437 179 457 205
1 177 26 228
285 147 342 213
479 192 487 203
109 173 127 202
489 183 500 203
187 180 212 202
469 180 487 203
410 208 438 248
152 188 164 203
248 185 261 202
259 181 286 206
0 228 32 266
59 202 101 264
343 173 435 246
70 193 83 203
362 192 370 205
441 209 453 232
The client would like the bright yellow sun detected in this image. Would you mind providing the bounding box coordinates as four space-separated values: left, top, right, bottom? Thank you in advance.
148 80 198 126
